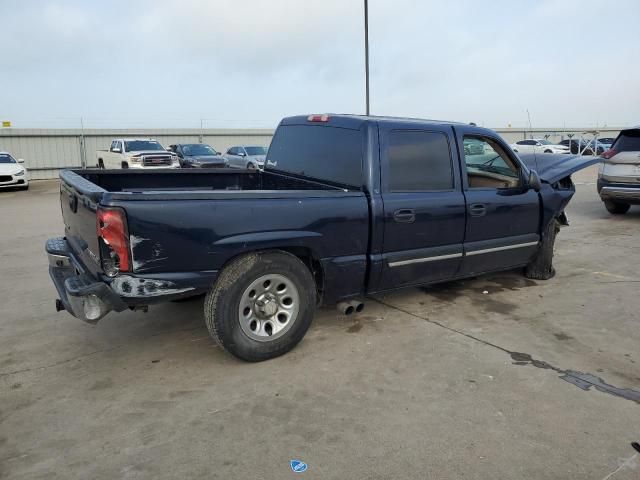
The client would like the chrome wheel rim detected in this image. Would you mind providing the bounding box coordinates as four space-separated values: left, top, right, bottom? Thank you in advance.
238 274 300 342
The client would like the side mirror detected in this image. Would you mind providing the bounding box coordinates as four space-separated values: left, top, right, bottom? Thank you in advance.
528 170 542 192
17 158 24 163
238 152 246 157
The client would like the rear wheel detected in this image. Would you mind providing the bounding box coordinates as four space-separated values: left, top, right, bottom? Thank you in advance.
525 218 560 280
204 251 316 362
604 200 630 214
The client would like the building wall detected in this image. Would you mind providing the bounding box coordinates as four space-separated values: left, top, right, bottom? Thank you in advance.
0 128 274 180
0 126 623 180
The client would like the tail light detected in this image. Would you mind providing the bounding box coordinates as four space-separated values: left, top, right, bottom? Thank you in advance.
307 114 330 122
97 206 131 276
602 148 617 159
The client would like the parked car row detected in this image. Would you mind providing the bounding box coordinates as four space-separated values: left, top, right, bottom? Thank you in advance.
95 139 269 170
509 137 614 156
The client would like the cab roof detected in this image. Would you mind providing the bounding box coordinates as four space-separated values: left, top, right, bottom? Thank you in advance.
281 113 468 129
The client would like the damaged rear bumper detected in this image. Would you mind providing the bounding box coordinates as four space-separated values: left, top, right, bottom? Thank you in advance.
46 237 219 324
46 237 128 323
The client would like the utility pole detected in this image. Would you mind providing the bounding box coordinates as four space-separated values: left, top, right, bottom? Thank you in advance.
364 0 370 115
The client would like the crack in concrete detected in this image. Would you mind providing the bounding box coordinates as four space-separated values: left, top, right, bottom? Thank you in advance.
0 325 206 378
373 297 640 405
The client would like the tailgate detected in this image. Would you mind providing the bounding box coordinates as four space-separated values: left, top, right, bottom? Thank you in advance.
59 170 106 275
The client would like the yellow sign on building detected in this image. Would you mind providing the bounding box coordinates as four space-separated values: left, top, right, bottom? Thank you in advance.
2 121 11 128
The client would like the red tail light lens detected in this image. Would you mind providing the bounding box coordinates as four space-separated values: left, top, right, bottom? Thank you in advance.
97 207 130 274
602 148 617 159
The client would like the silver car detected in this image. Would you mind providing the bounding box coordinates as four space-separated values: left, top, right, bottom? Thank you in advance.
597 126 640 214
224 145 268 170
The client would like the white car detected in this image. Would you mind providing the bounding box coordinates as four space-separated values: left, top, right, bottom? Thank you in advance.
510 139 570 154
0 152 28 190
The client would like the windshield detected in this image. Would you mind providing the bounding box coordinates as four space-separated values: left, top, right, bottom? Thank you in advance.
244 146 267 156
0 154 16 164
182 144 218 156
124 140 165 152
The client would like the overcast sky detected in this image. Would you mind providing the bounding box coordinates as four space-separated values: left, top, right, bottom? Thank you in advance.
2 0 639 129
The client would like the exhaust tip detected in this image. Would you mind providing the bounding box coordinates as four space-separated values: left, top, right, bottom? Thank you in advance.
337 301 355 316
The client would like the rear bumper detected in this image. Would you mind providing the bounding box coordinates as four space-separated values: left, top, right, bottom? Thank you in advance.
46 237 217 323
598 179 640 204
46 237 128 323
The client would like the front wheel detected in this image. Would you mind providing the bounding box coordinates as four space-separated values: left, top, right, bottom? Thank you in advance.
204 251 316 361
525 218 560 280
604 200 630 214
247 162 256 170
544 149 553 153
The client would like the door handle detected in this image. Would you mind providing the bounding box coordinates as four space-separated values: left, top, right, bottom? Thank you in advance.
393 209 415 223
469 203 486 217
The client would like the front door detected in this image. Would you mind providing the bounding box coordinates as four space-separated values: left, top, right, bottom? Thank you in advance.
456 129 540 276
378 125 466 290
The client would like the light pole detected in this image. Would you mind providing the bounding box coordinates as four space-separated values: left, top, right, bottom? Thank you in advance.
364 0 370 115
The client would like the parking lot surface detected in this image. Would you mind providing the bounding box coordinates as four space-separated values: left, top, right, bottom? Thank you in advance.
1 167 639 479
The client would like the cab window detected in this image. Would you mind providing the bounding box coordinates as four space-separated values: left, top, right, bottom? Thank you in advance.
463 136 521 189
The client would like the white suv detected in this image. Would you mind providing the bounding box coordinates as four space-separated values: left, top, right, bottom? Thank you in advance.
597 126 640 214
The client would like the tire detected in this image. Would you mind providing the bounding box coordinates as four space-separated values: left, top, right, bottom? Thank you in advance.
121 162 129 169
525 218 560 280
204 251 316 362
604 200 630 214
98 159 105 169
544 149 553 153
247 162 256 170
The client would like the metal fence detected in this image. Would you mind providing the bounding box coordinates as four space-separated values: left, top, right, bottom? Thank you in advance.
0 126 623 180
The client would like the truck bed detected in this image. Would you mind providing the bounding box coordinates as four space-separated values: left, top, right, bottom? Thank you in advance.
58 168 370 304
64 168 351 202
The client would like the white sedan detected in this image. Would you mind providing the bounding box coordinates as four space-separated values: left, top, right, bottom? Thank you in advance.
510 139 570 154
0 152 28 190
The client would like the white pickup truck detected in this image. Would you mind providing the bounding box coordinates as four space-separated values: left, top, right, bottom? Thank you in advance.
96 139 180 169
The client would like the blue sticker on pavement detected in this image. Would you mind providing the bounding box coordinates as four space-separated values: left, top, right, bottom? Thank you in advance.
290 459 308 473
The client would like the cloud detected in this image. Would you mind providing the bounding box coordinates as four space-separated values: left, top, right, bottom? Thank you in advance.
1 0 638 128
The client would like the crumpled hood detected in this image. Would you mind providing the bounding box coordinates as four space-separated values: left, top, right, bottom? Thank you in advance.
249 155 266 163
186 155 226 163
0 163 24 175
518 153 600 184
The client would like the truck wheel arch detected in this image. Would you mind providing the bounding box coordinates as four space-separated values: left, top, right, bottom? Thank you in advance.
217 247 324 303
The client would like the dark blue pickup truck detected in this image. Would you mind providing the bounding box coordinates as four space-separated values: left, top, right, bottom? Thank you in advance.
47 114 597 361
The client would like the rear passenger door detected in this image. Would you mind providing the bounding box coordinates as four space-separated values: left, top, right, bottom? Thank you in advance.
456 128 540 276
378 126 466 290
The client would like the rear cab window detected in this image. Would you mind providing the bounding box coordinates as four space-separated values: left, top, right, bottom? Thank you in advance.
386 130 453 191
265 124 363 189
